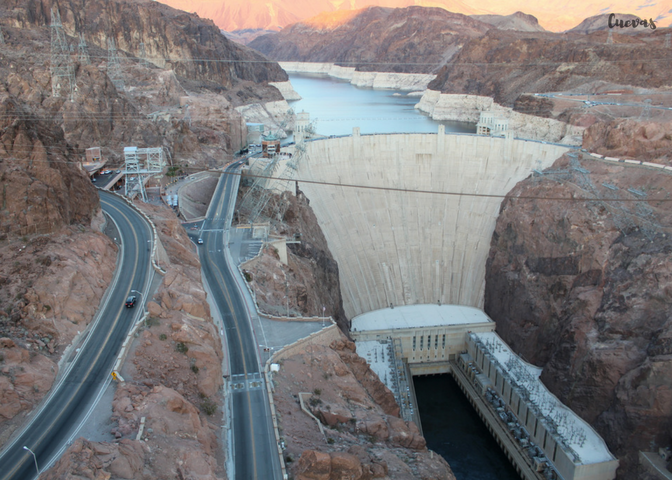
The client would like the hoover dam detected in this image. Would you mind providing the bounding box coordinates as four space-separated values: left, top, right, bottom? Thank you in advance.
297 128 570 318
287 129 618 480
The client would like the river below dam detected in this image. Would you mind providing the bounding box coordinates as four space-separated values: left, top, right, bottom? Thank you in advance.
287 73 475 136
287 73 519 479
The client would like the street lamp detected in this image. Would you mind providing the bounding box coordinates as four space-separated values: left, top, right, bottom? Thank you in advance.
23 446 39 475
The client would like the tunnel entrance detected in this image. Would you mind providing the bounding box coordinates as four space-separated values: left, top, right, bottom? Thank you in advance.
414 374 520 480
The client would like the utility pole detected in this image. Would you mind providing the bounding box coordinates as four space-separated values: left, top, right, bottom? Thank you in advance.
50 7 75 101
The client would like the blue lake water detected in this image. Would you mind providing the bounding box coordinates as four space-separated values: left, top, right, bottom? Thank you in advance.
287 73 475 136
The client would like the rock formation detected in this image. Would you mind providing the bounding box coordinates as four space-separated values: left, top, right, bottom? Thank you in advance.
471 11 546 32
428 28 672 107
250 6 492 74
0 96 99 234
0 92 117 443
273 335 455 479
485 152 672 478
583 119 672 162
43 384 224 480
0 0 290 167
6 0 288 90
238 189 348 331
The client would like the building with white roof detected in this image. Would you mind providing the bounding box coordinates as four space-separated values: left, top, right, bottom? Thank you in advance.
352 304 495 374
459 331 619 480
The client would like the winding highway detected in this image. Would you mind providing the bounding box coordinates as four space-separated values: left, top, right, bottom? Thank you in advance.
199 161 282 480
0 191 153 480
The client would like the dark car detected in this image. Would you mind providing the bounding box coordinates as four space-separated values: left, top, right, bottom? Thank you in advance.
125 296 137 308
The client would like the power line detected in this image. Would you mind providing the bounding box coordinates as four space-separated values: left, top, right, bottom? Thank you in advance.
224 169 672 204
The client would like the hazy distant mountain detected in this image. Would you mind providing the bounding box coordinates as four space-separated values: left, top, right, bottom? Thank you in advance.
566 13 645 34
249 6 491 73
471 11 545 32
223 28 277 45
157 0 671 33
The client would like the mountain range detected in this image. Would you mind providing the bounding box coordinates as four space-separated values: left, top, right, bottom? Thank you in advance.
157 0 672 33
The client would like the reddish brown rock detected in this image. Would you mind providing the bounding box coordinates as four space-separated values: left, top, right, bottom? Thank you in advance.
272 331 455 480
485 152 672 478
583 119 672 163
296 450 332 480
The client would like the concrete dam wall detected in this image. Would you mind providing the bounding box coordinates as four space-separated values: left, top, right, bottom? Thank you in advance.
296 131 570 320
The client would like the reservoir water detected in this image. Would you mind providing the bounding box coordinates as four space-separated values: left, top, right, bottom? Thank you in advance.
287 73 475 136
287 74 518 479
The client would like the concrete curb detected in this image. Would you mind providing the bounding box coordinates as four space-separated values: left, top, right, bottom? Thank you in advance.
112 312 149 376
104 190 165 381
586 151 672 172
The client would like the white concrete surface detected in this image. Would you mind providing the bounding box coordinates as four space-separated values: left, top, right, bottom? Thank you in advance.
280 62 436 91
298 130 570 319
352 304 491 332
415 90 585 144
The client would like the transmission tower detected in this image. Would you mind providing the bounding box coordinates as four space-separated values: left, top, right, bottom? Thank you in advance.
606 29 613 44
665 34 671 49
123 146 165 202
50 7 75 100
77 33 90 65
239 142 308 224
107 38 125 92
138 42 150 66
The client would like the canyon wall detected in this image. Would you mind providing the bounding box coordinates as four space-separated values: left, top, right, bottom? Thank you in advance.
297 132 569 319
280 62 435 91
485 154 672 478
6 0 288 91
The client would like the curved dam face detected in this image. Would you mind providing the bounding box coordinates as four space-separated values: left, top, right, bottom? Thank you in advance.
297 131 569 319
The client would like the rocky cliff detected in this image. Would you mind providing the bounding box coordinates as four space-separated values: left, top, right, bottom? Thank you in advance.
583 119 672 162
249 6 492 73
238 188 348 332
484 152 672 478
471 11 545 32
428 28 672 106
273 335 455 479
0 0 289 166
6 0 287 90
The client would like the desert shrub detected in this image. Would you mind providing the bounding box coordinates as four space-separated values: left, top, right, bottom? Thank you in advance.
176 342 189 354
201 397 217 416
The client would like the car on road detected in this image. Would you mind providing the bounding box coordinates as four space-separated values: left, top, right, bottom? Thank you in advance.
197 238 204 244
125 296 137 308
102 170 112 174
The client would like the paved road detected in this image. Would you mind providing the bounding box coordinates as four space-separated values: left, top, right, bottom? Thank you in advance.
0 191 153 480
199 162 281 480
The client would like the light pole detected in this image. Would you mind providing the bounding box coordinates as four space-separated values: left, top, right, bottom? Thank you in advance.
322 306 326 327
23 446 39 475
